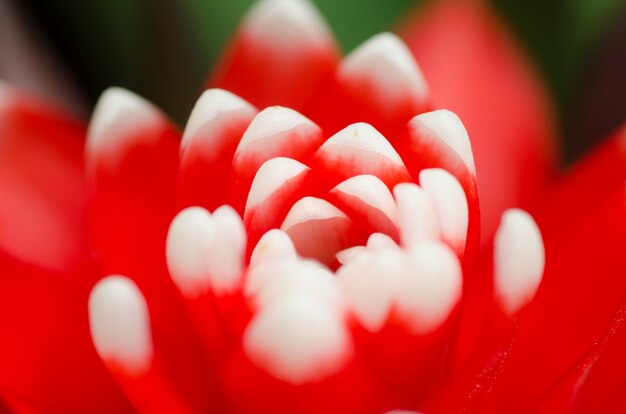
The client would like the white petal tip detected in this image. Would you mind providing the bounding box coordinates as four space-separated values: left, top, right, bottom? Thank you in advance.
333 174 398 226
494 209 545 316
337 249 405 333
182 89 255 148
208 205 247 294
339 32 428 106
393 182 440 247
246 157 310 210
410 110 476 174
367 232 398 251
244 0 332 49
86 87 162 161
244 292 350 384
250 229 297 266
281 197 351 266
397 242 463 334
88 276 153 375
281 197 347 230
336 245 366 265
419 169 468 254
237 106 318 154
166 207 214 298
324 123 404 166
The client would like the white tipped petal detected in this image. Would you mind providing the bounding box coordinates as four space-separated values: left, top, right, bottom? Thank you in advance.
396 242 463 335
419 169 468 254
336 245 367 265
282 197 348 229
89 276 153 375
323 123 404 166
337 249 405 332
367 233 397 251
494 209 545 316
394 182 440 247
246 157 310 210
410 110 475 174
207 206 247 294
243 0 333 50
235 106 321 168
333 174 398 225
250 229 297 266
254 259 343 313
166 207 214 298
281 197 351 265
244 292 351 385
181 89 255 151
86 87 162 162
338 32 428 107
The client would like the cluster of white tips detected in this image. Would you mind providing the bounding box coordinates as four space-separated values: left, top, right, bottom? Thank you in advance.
166 205 246 298
494 209 545 315
392 168 468 255
337 240 462 334
88 276 153 376
244 238 350 384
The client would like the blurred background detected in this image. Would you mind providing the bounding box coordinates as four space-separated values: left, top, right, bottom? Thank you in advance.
1 0 626 163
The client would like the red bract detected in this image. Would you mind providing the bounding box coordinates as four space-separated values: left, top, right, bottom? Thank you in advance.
0 0 625 413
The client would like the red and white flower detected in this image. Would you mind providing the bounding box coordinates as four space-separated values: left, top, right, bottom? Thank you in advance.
1 0 625 413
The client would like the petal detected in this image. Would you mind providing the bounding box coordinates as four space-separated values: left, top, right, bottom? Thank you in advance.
398 111 480 261
400 0 558 240
280 197 354 267
178 89 257 211
86 88 215 411
89 276 202 413
231 106 324 211
208 0 339 110
244 157 315 251
311 123 412 189
0 253 133 413
329 174 399 242
305 33 430 138
494 185 626 411
0 83 88 274
537 124 626 240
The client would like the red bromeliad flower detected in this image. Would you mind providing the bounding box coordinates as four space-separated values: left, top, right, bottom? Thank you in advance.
1 0 626 413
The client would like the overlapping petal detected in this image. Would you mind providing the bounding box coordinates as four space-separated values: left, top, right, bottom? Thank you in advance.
0 0 625 412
